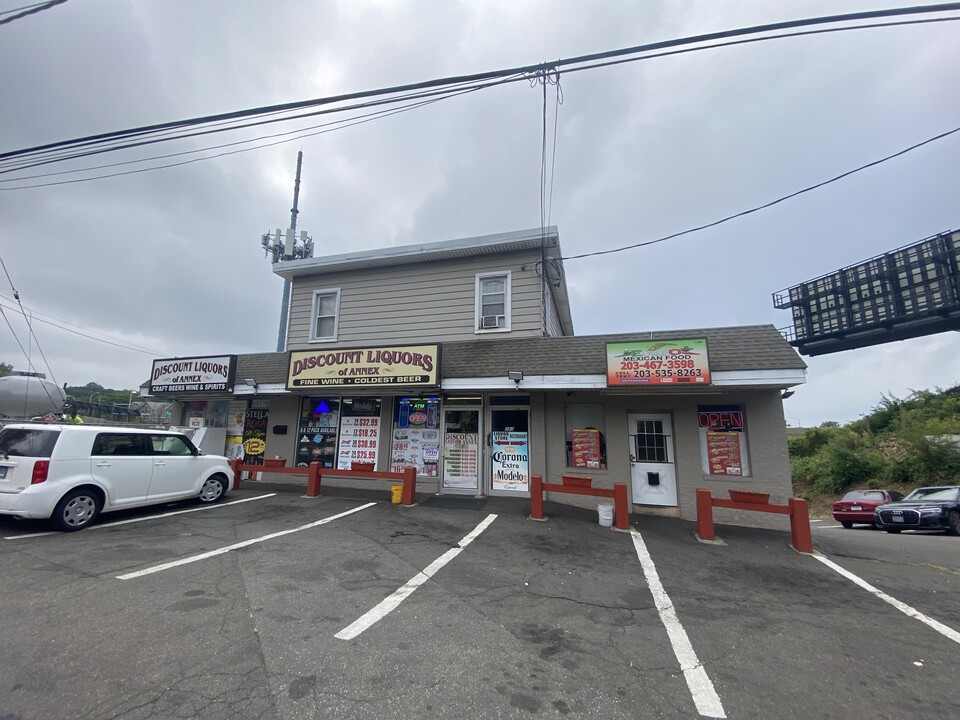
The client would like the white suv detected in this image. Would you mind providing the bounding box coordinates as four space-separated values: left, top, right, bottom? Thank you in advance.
0 424 234 531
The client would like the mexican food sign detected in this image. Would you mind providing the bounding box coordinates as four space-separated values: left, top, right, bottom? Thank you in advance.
606 339 710 386
288 345 440 389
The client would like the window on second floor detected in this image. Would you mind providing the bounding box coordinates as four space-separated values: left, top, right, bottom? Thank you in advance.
310 288 341 342
475 272 511 332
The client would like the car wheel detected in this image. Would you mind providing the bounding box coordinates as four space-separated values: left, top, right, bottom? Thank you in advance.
198 475 227 504
51 488 102 532
840 521 853 529
885 528 902 534
947 510 960 537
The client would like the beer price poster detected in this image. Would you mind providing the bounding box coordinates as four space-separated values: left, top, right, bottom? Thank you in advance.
336 416 381 470
606 339 711 386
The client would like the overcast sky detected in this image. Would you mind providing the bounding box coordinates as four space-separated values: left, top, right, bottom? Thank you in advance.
1 0 958 425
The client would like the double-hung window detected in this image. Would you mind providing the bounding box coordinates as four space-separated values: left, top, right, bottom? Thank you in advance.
310 288 340 342
476 272 511 332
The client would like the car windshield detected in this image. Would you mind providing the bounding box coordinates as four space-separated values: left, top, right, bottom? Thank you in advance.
841 491 886 501
902 487 959 503
0 428 60 458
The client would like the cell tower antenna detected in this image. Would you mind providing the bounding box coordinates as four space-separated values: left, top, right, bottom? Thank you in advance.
261 151 313 351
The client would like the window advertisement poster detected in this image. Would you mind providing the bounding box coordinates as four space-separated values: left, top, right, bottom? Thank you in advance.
571 427 602 469
296 397 340 468
391 397 440 476
606 339 710 386
336 397 382 470
442 432 480 489
225 400 247 460
705 432 743 476
698 405 749 476
491 431 529 492
242 408 269 465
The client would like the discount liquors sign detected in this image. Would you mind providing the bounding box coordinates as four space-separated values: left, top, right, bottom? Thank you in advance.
150 355 237 394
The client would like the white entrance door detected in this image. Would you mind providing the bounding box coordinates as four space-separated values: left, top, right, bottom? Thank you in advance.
628 413 677 506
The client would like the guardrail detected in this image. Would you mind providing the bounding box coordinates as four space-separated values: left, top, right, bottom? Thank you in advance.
228 459 417 505
696 488 813 553
529 474 630 530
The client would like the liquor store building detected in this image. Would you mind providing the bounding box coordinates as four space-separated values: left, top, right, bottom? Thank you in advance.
146 228 806 526
149 326 805 525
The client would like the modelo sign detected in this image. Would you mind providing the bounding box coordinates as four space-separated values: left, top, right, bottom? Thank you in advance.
287 344 440 389
150 355 237 394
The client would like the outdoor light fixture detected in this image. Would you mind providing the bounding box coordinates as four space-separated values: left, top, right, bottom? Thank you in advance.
507 370 523 386
243 378 258 389
781 390 795 399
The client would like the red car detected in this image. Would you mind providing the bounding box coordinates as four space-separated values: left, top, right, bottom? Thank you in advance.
832 489 904 528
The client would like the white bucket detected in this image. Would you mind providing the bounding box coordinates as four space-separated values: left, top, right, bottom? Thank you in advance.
597 503 614 528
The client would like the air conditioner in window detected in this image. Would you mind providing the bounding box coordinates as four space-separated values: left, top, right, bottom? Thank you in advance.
480 315 504 329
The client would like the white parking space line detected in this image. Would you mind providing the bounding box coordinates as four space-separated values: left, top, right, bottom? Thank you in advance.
812 553 960 645
117 502 377 580
3 494 277 540
335 513 498 641
630 530 727 719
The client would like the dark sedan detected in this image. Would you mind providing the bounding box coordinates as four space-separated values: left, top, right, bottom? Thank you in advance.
832 489 903 528
874 486 960 535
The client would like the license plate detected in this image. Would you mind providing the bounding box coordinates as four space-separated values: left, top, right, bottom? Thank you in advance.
892 516 904 523
850 505 862 511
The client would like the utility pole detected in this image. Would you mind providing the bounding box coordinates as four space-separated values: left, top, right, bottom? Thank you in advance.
261 151 313 352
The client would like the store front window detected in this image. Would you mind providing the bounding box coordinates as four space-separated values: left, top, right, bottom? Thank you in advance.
336 397 382 470
296 397 340 468
390 396 440 476
564 405 607 469
698 404 751 477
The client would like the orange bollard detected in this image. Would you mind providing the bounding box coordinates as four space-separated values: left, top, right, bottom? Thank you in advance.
401 466 417 505
306 462 322 497
613 482 629 530
696 488 715 541
789 497 813 553
530 474 544 519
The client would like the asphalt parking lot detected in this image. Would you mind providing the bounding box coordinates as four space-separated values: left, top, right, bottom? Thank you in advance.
1 483 957 720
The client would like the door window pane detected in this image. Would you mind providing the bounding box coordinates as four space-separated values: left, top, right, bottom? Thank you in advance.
635 420 667 463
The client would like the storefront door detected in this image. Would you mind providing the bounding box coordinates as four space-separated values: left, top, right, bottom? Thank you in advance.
489 407 530 495
628 413 678 506
440 408 481 494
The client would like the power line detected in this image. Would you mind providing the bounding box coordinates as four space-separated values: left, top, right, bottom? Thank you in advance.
0 81 508 190
0 74 518 175
561 125 960 261
3 3 958 167
0 0 68 26
0 295 163 355
1 16 956 191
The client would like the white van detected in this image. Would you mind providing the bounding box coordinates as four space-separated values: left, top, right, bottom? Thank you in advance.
0 424 234 531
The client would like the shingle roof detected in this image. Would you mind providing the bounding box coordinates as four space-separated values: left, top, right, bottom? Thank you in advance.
236 324 805 384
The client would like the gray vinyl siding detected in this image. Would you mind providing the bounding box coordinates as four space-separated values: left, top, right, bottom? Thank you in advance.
286 250 546 349
545 287 564 337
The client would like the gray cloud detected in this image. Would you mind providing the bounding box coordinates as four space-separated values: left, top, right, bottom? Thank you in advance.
1 0 958 422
